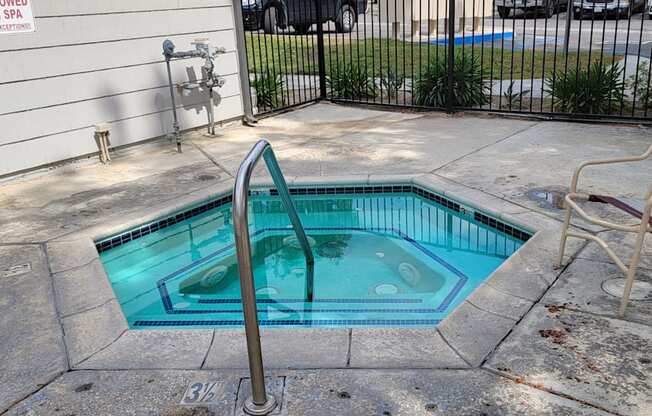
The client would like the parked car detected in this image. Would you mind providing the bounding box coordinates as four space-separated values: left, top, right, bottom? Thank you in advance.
572 0 646 18
495 0 561 18
242 0 367 34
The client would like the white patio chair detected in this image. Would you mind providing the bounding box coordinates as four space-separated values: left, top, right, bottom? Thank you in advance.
557 143 652 317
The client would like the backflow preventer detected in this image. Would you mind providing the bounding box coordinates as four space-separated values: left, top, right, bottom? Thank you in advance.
163 38 227 152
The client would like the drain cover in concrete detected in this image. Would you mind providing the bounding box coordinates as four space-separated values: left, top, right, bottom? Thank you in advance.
526 187 566 210
602 278 652 301
1 262 31 277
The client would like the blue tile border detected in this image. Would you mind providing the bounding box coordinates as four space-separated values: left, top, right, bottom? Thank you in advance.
133 318 441 327
197 298 424 304
96 194 233 253
95 183 532 254
162 308 441 314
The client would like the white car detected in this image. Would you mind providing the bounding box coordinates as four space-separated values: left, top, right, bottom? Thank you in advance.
572 0 646 18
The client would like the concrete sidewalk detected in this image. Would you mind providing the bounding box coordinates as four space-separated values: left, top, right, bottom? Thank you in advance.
1 103 650 415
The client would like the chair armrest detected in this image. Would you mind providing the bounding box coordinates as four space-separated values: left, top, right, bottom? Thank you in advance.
643 193 652 231
569 144 652 193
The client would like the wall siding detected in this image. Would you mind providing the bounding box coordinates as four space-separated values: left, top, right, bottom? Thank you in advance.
0 3 243 176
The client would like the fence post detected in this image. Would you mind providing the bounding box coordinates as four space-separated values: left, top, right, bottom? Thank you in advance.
314 0 328 99
446 0 455 112
563 0 573 55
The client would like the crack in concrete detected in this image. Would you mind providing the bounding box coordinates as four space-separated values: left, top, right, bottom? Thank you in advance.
484 281 540 303
0 370 67 415
190 140 234 178
345 329 352 367
41 243 71 370
50 256 98 276
436 328 474 368
430 121 542 173
482 367 623 416
549 303 652 329
201 330 216 369
481 255 577 368
73 328 128 368
59 297 116 320
465 299 520 323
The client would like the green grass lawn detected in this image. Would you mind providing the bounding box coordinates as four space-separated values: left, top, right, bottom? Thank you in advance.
245 33 623 80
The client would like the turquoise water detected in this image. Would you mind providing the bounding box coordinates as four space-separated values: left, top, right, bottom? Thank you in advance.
99 190 527 328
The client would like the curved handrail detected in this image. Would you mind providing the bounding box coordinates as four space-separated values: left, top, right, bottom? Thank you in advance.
232 139 314 415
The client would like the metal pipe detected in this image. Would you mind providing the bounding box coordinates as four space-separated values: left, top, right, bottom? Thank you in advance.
232 140 314 415
164 57 182 153
208 85 216 135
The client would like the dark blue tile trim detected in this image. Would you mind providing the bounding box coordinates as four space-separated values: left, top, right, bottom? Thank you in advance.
96 194 233 253
133 318 441 327
197 298 424 304
154 226 468 322
159 308 440 314
95 183 532 254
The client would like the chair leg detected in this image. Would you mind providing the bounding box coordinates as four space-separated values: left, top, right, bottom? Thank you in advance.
556 205 573 268
618 224 648 317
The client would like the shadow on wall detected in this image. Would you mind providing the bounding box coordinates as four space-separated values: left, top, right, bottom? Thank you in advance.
91 57 220 155
153 61 220 140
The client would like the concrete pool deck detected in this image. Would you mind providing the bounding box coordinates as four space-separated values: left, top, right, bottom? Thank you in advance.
1 103 651 415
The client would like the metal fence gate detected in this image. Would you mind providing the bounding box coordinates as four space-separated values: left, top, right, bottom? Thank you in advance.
240 0 652 121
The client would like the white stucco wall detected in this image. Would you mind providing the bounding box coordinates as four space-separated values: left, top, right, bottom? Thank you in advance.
0 0 244 177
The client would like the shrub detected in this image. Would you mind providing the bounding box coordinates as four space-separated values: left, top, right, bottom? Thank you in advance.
413 53 488 108
380 69 405 99
501 81 530 110
628 62 652 111
251 71 284 109
545 62 625 114
327 63 377 99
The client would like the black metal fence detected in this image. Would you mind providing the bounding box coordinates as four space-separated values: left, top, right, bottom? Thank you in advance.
241 0 652 120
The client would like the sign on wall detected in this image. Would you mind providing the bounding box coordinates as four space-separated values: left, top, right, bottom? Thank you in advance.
0 0 35 34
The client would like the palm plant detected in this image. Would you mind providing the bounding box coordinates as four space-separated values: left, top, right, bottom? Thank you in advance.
326 62 377 99
380 69 405 99
545 62 625 114
413 53 488 108
501 81 530 109
251 71 284 109
628 62 652 111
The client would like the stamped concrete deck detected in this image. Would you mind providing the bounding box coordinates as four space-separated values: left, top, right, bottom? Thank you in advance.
1 103 650 415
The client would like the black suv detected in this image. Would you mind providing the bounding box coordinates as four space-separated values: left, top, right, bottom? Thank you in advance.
242 0 368 34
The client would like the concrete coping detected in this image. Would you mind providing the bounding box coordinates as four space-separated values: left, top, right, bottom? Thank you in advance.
46 173 566 370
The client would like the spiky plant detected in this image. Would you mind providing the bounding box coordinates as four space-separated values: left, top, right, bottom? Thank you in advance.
628 61 652 111
413 53 488 108
545 62 625 114
380 69 405 99
501 81 530 109
326 62 377 100
251 71 284 109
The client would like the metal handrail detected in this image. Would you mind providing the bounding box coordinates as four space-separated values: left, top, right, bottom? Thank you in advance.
232 139 314 415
